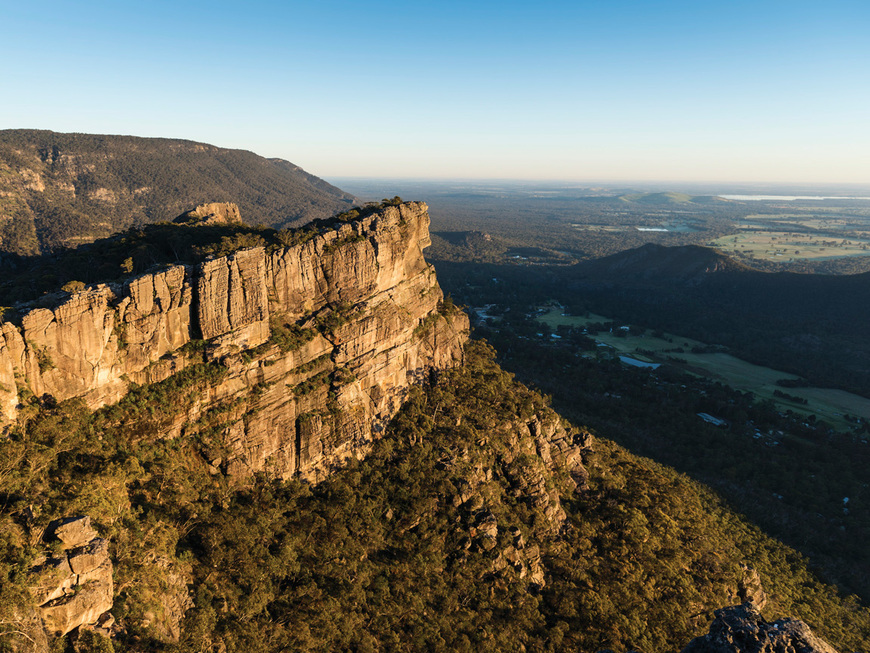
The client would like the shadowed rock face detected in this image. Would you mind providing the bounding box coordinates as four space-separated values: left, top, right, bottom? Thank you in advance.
681 603 838 653
0 202 468 482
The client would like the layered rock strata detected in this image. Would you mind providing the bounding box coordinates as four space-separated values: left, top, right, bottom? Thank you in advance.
0 202 468 481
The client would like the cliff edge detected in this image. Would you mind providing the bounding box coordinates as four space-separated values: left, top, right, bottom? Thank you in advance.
0 201 468 482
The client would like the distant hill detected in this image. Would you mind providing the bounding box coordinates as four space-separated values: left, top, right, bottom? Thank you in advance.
0 129 356 255
571 243 870 320
568 243 870 395
575 243 751 283
619 191 693 204
618 191 730 205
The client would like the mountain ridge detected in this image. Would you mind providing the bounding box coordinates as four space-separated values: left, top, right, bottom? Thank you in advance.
0 129 357 255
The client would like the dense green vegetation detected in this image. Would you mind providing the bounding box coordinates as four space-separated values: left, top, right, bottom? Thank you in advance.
2 343 870 652
465 305 870 598
0 129 357 256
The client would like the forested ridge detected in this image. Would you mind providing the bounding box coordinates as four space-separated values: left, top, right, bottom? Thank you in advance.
2 342 869 652
0 130 355 256
432 244 870 400
565 244 870 397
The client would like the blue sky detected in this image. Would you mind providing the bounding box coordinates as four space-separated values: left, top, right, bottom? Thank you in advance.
2 0 869 183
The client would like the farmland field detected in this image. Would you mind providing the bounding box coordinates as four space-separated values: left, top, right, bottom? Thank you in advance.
710 230 870 262
536 307 870 429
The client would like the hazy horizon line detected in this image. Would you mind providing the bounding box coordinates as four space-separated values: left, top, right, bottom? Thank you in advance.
328 176 870 190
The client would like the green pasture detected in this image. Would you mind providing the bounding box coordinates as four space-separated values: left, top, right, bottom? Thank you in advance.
536 307 870 429
710 230 870 262
741 211 870 231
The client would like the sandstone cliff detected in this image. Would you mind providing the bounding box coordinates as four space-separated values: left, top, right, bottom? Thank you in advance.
0 201 468 483
31 517 114 639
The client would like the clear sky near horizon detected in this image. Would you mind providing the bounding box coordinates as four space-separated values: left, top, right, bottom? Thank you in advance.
2 0 869 184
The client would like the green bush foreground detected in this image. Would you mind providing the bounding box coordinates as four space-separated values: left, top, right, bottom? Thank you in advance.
1 342 868 652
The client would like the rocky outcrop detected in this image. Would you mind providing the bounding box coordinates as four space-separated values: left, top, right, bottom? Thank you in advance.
500 414 592 531
492 528 546 588
0 202 468 482
681 603 839 653
734 564 767 609
31 517 113 639
174 201 243 226
446 406 592 590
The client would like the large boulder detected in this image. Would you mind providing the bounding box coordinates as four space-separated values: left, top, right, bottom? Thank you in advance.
681 602 838 653
31 517 114 638
173 201 243 226
50 516 98 549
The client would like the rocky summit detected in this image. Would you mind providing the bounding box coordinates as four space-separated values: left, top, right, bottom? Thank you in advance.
172 202 244 226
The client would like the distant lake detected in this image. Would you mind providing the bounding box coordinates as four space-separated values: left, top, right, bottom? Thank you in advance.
720 195 870 201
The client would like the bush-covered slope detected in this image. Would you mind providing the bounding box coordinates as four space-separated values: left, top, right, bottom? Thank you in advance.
0 129 356 255
2 342 868 652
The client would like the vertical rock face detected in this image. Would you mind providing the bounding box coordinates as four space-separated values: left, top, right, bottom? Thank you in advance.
201 202 468 481
19 288 122 406
0 324 19 422
0 202 468 481
117 265 193 371
197 247 270 353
